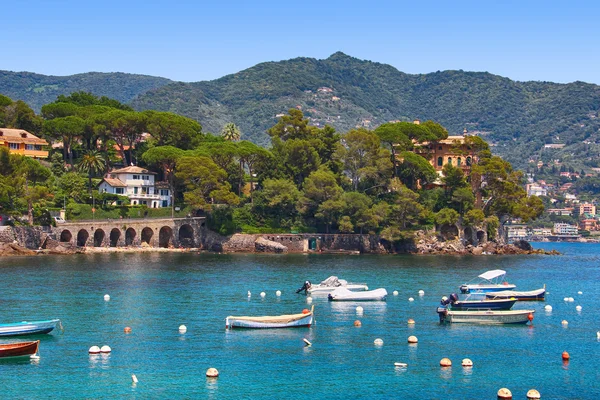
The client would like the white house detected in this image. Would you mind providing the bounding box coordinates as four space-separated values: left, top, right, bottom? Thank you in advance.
526 183 547 197
98 166 171 208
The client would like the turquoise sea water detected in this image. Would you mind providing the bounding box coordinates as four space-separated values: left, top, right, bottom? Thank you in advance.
0 242 599 399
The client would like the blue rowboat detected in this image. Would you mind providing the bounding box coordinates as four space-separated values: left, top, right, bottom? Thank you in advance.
0 319 61 337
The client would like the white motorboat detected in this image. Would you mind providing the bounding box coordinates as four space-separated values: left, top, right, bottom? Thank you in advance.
226 306 314 329
296 276 368 295
459 269 516 293
328 287 387 301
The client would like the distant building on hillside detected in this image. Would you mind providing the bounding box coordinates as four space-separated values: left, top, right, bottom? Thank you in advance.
0 128 48 159
413 135 476 174
526 183 547 197
553 223 578 235
575 203 596 217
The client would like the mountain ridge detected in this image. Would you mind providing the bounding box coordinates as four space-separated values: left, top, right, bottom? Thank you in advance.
2 52 600 168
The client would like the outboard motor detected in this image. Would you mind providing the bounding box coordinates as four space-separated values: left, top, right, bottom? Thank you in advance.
449 293 459 304
460 285 470 294
296 280 311 295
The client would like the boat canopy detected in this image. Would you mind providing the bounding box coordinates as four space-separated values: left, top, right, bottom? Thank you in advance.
478 269 506 281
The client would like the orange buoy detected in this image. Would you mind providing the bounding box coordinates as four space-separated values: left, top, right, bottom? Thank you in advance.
124 326 132 334
528 313 534 322
562 351 570 360
302 309 310 314
407 318 415 325
497 388 512 399
439 357 451 367
354 320 362 327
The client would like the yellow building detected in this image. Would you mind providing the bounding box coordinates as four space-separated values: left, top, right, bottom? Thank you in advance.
415 135 476 174
0 128 49 159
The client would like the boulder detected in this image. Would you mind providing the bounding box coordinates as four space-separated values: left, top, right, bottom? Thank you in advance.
471 246 484 255
512 240 533 252
255 237 288 253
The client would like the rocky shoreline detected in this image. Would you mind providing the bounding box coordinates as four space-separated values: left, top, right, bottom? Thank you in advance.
0 225 559 257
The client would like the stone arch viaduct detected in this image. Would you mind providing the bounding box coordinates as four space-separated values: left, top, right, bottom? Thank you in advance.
49 217 206 248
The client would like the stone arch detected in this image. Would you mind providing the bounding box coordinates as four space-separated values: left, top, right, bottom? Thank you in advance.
125 228 136 246
159 226 173 248
457 157 462 166
60 230 72 243
94 229 105 247
76 229 89 247
141 227 154 245
178 224 195 248
447 157 453 165
477 230 485 243
440 224 458 240
464 227 474 245
110 228 121 247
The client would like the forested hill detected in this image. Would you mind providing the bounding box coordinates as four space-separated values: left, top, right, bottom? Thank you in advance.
3 53 600 168
0 70 171 113
132 52 600 169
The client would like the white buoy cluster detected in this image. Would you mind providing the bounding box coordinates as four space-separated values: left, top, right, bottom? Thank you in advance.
563 297 574 302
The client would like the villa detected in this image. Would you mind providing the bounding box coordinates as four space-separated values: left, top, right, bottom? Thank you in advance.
97 166 171 208
0 128 48 159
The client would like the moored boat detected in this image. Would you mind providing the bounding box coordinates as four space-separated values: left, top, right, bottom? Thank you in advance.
296 276 368 295
226 306 314 329
485 285 546 301
441 293 517 311
437 307 535 324
328 287 387 301
0 319 62 337
0 340 39 359
459 269 516 293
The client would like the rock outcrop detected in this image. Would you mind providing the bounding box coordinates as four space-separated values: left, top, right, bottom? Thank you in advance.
254 237 288 253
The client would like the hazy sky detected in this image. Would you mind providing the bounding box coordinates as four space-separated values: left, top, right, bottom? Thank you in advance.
2 1 599 84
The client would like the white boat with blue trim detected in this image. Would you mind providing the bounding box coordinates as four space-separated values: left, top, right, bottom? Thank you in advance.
459 269 516 294
328 287 387 301
0 319 62 337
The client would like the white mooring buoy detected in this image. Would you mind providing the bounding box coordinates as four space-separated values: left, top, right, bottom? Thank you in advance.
104 294 110 301
260 292 266 298
179 324 187 333
276 290 281 297
132 374 138 384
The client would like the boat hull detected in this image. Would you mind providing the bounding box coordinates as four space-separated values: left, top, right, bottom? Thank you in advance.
437 308 534 324
328 288 387 301
308 284 368 294
460 284 516 294
451 298 517 311
0 319 61 337
0 341 39 359
485 288 546 301
226 312 313 329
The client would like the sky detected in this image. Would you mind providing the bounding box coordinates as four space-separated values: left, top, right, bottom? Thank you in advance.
2 1 599 84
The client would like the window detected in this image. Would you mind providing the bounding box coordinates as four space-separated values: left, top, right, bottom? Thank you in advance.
134 187 139 194
162 200 168 207
438 146 442 150
160 189 169 196
466 157 472 166
447 157 453 165
457 157 462 166
133 175 140 180
26 144 35 150
9 143 19 150
115 188 124 194
142 175 149 180
437 157 443 167
35 145 42 151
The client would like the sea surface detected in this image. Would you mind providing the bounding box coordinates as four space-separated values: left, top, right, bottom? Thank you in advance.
0 242 598 399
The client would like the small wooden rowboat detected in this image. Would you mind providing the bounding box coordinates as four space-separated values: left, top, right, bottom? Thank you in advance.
485 286 546 301
0 319 61 337
226 306 314 329
0 340 39 359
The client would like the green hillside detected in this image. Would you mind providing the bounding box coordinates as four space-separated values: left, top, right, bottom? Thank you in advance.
132 52 600 168
0 70 171 113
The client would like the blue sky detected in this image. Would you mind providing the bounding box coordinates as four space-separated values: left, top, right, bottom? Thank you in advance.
2 1 599 84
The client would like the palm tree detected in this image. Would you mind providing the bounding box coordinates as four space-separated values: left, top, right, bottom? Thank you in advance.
78 150 106 194
221 123 241 141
